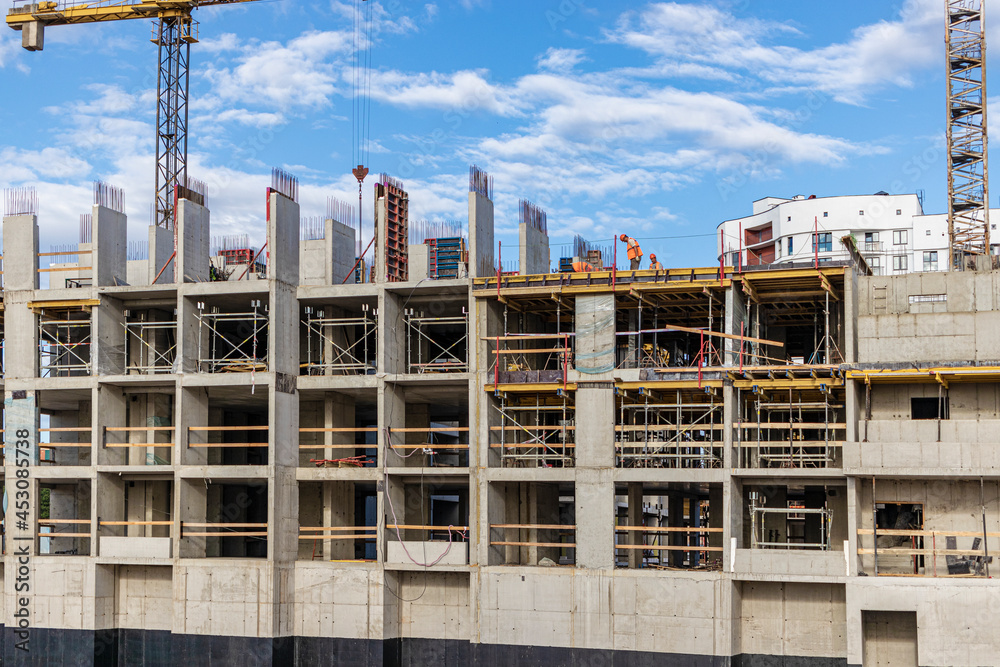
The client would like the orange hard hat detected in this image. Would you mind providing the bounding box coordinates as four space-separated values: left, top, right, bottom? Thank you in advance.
620 234 627 242
650 253 657 260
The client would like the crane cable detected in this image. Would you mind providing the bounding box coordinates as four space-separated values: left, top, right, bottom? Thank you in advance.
352 0 374 171
351 0 374 273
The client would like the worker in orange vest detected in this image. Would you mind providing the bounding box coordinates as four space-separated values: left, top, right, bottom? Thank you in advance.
620 234 642 270
649 254 663 270
572 259 595 272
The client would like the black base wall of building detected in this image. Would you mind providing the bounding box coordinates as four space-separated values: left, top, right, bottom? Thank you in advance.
0 628 848 667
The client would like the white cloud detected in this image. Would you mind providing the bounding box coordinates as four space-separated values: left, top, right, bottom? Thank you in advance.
606 0 944 104
369 69 519 116
203 30 353 109
538 47 586 72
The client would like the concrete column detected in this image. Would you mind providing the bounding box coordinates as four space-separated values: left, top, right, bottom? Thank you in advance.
178 386 208 466
177 477 208 558
148 224 174 284
382 383 406 467
175 198 210 283
92 296 125 376
177 296 201 374
95 386 126 467
49 481 90 556
627 482 643 568
92 204 127 287
468 191 494 278
324 392 357 461
330 218 356 284
379 291 404 375
575 383 615 570
324 482 355 560
97 474 126 547
518 222 549 276
2 214 39 291
4 392 39 558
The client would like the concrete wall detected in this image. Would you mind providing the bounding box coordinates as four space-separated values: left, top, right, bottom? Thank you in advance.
740 582 846 660
519 223 549 276
858 270 1000 363
468 191 494 278
479 569 731 656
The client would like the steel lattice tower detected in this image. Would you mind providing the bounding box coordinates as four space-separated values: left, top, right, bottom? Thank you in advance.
946 0 991 269
153 17 192 231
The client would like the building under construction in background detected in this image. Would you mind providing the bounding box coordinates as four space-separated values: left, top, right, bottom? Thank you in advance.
0 166 999 667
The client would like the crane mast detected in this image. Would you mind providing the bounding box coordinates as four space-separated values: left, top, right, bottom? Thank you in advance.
6 1 261 229
945 0 991 270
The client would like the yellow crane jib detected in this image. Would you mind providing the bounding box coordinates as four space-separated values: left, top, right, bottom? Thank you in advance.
6 1 259 51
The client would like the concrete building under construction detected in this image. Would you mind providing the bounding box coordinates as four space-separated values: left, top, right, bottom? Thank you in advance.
1 172 1000 667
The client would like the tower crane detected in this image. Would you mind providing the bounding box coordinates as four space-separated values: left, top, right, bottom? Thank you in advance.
945 0 990 270
6 1 263 229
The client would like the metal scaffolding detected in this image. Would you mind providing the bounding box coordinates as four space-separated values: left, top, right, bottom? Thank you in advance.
615 389 722 469
123 310 177 374
405 309 468 373
492 393 574 468
749 492 833 551
195 300 268 373
735 385 844 468
39 315 91 377
302 305 376 375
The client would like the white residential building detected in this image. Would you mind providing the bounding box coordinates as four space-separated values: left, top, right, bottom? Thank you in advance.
714 193 990 275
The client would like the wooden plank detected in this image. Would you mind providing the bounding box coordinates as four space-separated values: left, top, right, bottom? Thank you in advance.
300 527 376 532
616 424 723 432
189 425 269 432
732 422 846 429
858 548 985 556
389 427 470 433
298 535 376 540
387 444 469 450
99 521 174 527
490 524 575 530
183 523 267 528
28 298 101 310
104 443 174 448
39 427 92 433
105 426 176 432
490 541 575 548
187 443 267 448
39 519 91 525
615 544 723 552
185 532 268 538
857 528 999 538
489 443 576 449
386 524 469 531
616 526 723 533
299 427 379 433
297 444 371 450
490 425 576 431
38 532 90 538
496 348 571 355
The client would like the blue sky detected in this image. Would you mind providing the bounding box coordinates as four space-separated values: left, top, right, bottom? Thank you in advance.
0 0 990 267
